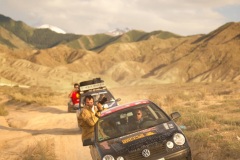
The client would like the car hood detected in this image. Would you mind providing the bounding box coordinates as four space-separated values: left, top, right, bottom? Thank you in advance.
97 121 180 155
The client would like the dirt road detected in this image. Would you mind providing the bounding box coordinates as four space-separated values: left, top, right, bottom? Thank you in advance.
0 98 92 160
0 84 186 160
0 84 164 160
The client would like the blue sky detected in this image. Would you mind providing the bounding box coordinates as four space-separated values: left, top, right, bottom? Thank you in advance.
0 0 239 36
216 5 240 21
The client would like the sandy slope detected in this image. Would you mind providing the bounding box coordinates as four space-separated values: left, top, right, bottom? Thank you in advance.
0 96 92 160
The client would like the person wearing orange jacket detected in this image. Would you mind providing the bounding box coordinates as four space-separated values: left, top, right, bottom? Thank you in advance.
78 95 107 159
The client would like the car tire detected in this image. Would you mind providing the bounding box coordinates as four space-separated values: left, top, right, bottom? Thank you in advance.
68 105 71 112
67 102 71 112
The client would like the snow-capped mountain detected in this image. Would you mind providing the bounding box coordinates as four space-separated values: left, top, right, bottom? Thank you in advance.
37 24 66 34
106 27 132 36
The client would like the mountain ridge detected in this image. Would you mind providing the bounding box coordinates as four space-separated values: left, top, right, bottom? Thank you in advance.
0 14 184 50
37 24 66 34
0 14 239 90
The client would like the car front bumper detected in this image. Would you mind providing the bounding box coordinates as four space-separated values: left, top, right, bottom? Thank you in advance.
164 148 192 160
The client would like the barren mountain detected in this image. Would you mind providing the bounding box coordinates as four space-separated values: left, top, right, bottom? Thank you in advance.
0 15 239 89
0 27 32 49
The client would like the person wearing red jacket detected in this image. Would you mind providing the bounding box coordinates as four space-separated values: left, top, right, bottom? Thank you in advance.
68 83 80 110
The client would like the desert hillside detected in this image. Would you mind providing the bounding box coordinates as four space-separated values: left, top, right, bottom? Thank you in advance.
0 15 239 89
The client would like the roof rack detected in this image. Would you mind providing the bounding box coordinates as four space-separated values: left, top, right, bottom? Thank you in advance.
79 78 106 92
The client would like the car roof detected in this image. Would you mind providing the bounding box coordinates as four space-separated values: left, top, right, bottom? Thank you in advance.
100 99 150 117
81 89 109 96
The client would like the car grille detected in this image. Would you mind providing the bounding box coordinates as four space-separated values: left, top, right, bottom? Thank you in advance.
125 143 166 160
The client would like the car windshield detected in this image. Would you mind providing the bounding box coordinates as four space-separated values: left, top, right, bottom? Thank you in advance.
80 90 116 108
97 102 169 142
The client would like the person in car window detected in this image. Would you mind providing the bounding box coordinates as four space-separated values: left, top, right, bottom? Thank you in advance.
68 83 80 109
129 109 147 130
129 109 157 131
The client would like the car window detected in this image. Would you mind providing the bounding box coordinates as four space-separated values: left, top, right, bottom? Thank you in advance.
96 102 169 142
80 90 115 107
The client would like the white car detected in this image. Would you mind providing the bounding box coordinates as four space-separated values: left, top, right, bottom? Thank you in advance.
76 78 121 128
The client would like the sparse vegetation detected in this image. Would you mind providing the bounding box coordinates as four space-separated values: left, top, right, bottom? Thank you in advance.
148 82 240 160
0 81 239 160
0 86 66 106
0 104 8 116
17 138 57 160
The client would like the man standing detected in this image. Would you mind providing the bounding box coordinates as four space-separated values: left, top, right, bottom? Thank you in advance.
78 95 104 142
78 95 104 159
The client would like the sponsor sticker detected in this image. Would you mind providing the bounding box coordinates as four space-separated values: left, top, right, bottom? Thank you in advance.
122 134 145 144
121 131 156 144
163 123 169 130
80 82 105 91
168 123 174 129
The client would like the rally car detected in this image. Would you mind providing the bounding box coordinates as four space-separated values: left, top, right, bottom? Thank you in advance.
83 99 192 160
78 78 120 109
76 78 121 128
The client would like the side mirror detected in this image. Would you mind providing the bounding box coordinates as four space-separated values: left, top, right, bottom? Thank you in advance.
170 112 181 120
83 139 94 146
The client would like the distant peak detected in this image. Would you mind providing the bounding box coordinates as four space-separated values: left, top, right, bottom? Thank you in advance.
37 24 66 34
106 27 132 36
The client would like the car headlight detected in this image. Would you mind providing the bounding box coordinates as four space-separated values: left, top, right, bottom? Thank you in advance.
103 155 115 160
166 141 174 149
116 156 124 160
173 133 185 145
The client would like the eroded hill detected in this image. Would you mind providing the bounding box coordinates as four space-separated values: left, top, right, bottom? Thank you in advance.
0 17 239 90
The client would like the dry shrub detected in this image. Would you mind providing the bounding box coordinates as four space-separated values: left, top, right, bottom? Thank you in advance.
17 138 57 160
194 90 207 101
172 105 213 130
0 86 65 106
187 129 240 160
148 94 177 113
164 94 177 107
148 94 163 106
0 104 9 116
177 91 192 101
219 140 240 159
187 136 217 160
178 89 207 102
186 113 213 130
147 82 240 160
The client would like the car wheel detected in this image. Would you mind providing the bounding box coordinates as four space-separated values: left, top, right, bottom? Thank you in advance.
67 103 71 112
68 106 71 112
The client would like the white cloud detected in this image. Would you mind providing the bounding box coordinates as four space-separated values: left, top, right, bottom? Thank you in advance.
0 0 239 35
